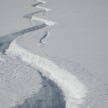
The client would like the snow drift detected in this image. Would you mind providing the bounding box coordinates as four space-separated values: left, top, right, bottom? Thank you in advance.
6 38 87 108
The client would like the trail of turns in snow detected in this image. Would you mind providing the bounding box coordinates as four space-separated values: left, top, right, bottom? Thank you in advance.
5 0 87 108
6 38 87 108
0 0 88 108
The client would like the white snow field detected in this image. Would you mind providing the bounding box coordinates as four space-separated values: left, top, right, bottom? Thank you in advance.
0 0 108 108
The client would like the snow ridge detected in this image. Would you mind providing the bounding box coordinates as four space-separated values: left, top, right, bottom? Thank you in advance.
37 0 46 4
39 29 50 44
6 0 87 108
6 38 87 108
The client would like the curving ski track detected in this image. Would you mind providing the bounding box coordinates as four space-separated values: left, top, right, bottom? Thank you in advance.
23 11 46 19
39 29 50 44
0 24 47 53
0 0 88 108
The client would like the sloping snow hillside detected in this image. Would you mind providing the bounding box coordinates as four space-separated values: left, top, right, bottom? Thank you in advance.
0 0 108 108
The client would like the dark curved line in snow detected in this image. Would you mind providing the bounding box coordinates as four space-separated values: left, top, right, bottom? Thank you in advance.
0 1 67 108
32 2 43 7
23 10 45 19
39 31 48 43
0 24 47 44
0 23 47 53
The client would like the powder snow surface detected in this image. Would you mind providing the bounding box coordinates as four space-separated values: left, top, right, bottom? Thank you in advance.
6 38 87 108
0 54 42 108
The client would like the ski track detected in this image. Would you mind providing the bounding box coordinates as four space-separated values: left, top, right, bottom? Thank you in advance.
32 0 46 7
6 38 87 108
0 53 66 108
0 0 88 108
37 0 47 4
39 29 50 44
0 24 47 52
32 2 43 7
23 10 46 19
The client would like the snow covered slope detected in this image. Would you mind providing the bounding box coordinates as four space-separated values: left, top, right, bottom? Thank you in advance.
0 0 66 108
0 54 66 108
0 0 108 108
6 37 87 108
